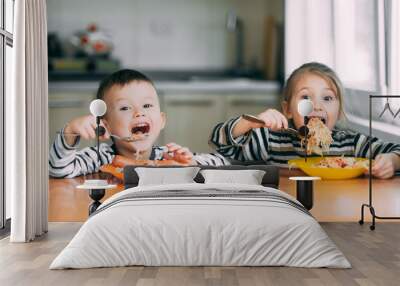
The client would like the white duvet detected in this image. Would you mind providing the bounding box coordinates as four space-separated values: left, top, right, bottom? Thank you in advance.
50 183 350 269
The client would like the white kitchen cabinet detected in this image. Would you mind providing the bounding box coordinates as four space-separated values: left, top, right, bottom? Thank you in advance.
159 94 225 153
49 91 96 149
224 93 280 120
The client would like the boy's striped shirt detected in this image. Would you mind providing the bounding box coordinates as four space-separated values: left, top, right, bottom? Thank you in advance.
210 116 400 166
49 131 229 178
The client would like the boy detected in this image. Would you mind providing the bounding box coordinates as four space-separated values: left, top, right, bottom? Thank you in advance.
49 69 228 178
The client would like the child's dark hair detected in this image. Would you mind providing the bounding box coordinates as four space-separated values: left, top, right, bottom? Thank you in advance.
96 69 154 100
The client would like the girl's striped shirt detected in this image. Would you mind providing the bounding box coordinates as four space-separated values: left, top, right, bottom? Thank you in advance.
49 130 229 178
210 116 400 166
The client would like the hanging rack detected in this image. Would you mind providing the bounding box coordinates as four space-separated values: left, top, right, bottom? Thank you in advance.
359 95 400 230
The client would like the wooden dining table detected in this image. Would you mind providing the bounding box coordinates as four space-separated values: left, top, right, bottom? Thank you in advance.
48 168 400 222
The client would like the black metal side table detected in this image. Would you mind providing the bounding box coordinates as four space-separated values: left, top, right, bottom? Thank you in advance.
289 176 321 210
77 184 117 215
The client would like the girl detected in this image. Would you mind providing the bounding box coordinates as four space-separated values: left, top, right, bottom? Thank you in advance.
210 62 400 179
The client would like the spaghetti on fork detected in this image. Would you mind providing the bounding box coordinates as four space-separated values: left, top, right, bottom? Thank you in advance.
302 117 333 155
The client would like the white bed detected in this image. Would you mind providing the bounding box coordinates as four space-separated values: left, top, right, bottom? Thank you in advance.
50 182 350 269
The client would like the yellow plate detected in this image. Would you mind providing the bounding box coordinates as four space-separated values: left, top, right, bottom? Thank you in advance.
288 157 369 180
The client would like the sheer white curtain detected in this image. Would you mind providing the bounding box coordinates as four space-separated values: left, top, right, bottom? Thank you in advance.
7 0 48 242
284 0 334 78
387 0 400 94
285 0 381 87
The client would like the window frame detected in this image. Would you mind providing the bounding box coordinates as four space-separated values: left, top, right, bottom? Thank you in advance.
0 0 13 231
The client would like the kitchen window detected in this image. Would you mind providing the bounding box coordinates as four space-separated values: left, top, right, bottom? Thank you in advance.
285 0 400 142
286 0 383 90
0 0 14 232
338 0 400 141
386 0 400 115
333 0 381 91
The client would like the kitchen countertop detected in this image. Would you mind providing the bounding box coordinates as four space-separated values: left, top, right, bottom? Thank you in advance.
49 79 281 94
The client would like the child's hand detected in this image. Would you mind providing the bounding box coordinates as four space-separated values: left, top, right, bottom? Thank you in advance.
163 143 196 165
256 109 289 131
233 109 289 138
370 153 400 179
63 115 110 146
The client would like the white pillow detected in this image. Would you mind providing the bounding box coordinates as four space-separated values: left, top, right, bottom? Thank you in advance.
136 167 200 186
200 169 266 185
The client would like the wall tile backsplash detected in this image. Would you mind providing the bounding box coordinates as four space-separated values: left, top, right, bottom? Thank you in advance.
47 0 282 70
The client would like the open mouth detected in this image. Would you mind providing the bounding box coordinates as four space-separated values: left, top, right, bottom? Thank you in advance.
308 116 326 124
131 123 150 135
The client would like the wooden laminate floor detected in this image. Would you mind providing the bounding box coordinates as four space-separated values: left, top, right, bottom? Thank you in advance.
1 222 400 286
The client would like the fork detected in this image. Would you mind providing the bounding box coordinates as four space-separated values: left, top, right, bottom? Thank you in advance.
242 114 301 137
109 134 148 142
57 131 148 142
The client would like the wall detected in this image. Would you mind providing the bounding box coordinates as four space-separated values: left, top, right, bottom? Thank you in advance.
47 0 283 70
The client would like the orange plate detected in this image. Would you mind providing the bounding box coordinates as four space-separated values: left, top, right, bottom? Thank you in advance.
100 164 124 180
288 157 369 180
